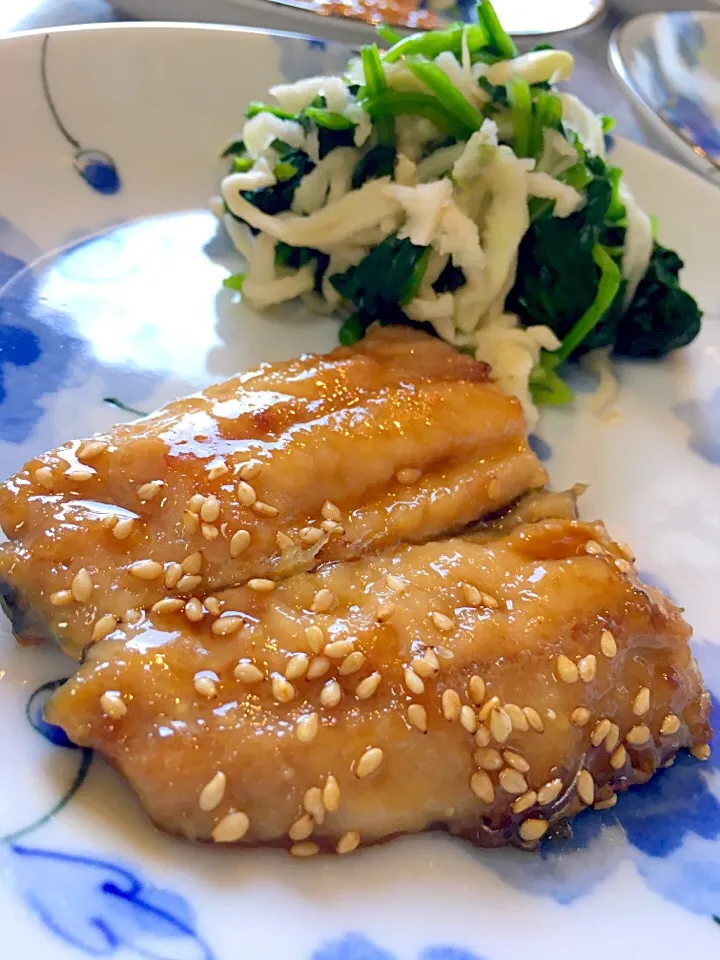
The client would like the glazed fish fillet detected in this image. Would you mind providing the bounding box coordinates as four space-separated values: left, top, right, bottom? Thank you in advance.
0 327 546 658
46 509 710 852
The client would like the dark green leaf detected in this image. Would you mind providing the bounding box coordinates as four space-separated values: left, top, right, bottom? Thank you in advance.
351 144 396 189
245 101 296 121
477 0 518 59
242 148 315 215
338 314 366 345
221 138 245 158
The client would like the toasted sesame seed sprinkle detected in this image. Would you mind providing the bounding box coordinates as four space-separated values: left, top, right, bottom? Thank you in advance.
585 539 603 555
296 713 319 743
307 656 331 680
577 769 595 806
300 526 324 546
610 745 627 769
102 514 118 530
505 703 530 732
289 814 314 842
50 590 73 606
303 787 325 823
431 611 455 633
412 653 438 679
475 725 491 747
468 675 486 705
442 689 462 722
176 574 203 593
594 795 618 811
523 706 545 733
320 679 342 708
234 660 264 684
71 568 93 603
129 560 163 581
386 575 406 594
92 614 118 642
188 494 205 514
571 707 591 727
460 705 477 734
100 691 126 719
182 552 204 575
404 667 425 696
355 747 384 779
137 480 164 502
489 706 512 744
238 460 262 481
184 598 205 623
153 597 185 616
78 439 108 462
311 588 334 613
691 743 711 761
205 597 221 617
337 831 360 854
320 519 343 534
546 708 557 720
290 841 319 858
125 608 142 624
604 722 620 752
163 563 183 588
660 714 681 736
376 602 395 622
519 819 548 842
323 775 340 812
212 810 249 843
503 749 530 773
194 671 218 697
201 523 219 540
199 771 227 812
591 718 612 747
407 703 427 732
229 528 251 558
208 461 229 481
304 624 325 654
236 481 257 507
478 696 500 723
578 654 597 683
626 724 651 746
615 558 632 574
396 467 422 485
470 770 495 804
537 779 563 805
271 673 295 703
339 651 366 676
35 466 54 490
617 541 635 561
499 768 528 795
248 578 276 593
253 500 279 518
324 639 354 660
65 466 94 482
435 645 454 660
487 476 500 499
462 582 482 606
600 629 617 658
285 652 310 681
276 531 294 552
321 500 342 522
556 654 579 684
474 748 503 771
632 687 651 716
513 790 538 814
184 511 201 535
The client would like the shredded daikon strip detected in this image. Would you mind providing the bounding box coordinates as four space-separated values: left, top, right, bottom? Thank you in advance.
526 171 583 218
269 76 349 114
244 264 316 309
242 114 306 159
619 179 653 308
582 347 620 415
487 50 574 87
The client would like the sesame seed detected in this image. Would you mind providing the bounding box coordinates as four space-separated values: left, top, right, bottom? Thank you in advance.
412 650 439 678
376 602 395 622
321 500 342 522
35 466 54 490
271 673 295 703
632 687 651 716
229 529 251 558
503 749 530 773
290 841 319 858
441 689 461 721
125 608 142 624
184 598 205 623
323 775 340 812
626 724 651 746
537 779 563 805
460 705 477 733
523 707 545 733
164 562 183 588
600 630 617 658
212 810 249 843
615 558 632 574
577 770 595 806
578 654 597 683
610 745 627 769
355 747 384 779
300 526 324 546
307 656 331 680
660 714 681 736
386 575 406 594
208 460 229 481
604 723 620 752
101 514 118 530
591 718 612 747
470 770 495 804
137 480 164 502
556 654 579 684
617 541 635 562
276 531 294 552
519 819 548 842
478 695 500 723
311 588 334 612
475 725 491 747
211 615 245 635
337 831 360 855
474 748 503 771
201 523 219 540
50 590 73 606
339 651 366 676
320 519 343 535
194 671 217 697
152 598 185 615
499 768 528 795
396 467 422 485
505 703 530 732
468 675 486 705
593 795 618 811
546 708 557 720
296 713 319 743
78 439 108 462
286 652 310 680
320 679 342 708
571 707 591 727
253 500 279 518
289 815 314 842
129 560 163 581
238 460 262 481
188 494 205 514
489 706 512 743
462 582 482 606
324 639 354 660
304 625 325 654
92 614 118 642
407 704 427 732
184 511 201 535
234 660 264 684
65 467 94 482
100 690 126 719
248 578 276 593
236 481 257 507
430 611 455 633
513 791 538 814
205 597 221 617
182 552 204 575
199 772 227 812
487 476 500 499
435 645 454 660
176 574 203 593
585 539 603 555
691 743 711 761
71 568 93 603
303 786 325 823
404 667 425 696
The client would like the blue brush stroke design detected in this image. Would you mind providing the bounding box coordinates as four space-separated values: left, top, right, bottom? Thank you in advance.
75 151 121 196
26 679 78 750
10 845 214 960
673 389 720 466
528 433 552 462
311 935 484 960
663 95 720 161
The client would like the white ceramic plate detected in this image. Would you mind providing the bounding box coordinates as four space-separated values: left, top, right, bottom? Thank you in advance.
1 22 719 960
